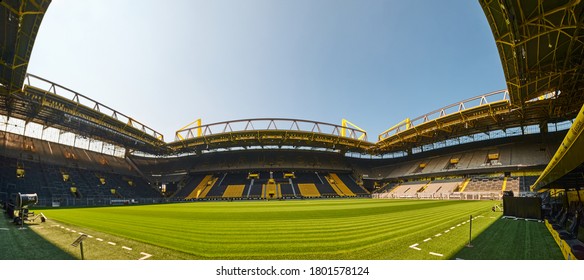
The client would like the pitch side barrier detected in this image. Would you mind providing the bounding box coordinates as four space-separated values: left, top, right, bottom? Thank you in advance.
36 197 167 207
373 192 501 200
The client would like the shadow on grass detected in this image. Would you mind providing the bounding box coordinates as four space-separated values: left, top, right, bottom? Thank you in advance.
453 217 563 260
0 211 76 260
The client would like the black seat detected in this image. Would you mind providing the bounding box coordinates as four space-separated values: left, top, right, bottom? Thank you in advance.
552 209 569 230
559 211 580 240
548 208 565 224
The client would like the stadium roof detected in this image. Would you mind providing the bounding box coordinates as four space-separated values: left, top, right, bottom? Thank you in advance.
169 118 373 155
374 89 572 154
480 0 584 119
1 1 582 158
0 0 50 94
375 0 584 155
0 1 168 155
14 74 168 154
373 0 584 155
531 103 584 191
481 0 584 191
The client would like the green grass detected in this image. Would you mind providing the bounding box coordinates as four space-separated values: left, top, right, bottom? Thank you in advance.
1 199 563 260
32 199 505 260
454 217 564 260
0 212 74 260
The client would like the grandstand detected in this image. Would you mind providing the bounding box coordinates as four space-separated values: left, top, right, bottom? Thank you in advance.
1 0 584 261
4 121 562 205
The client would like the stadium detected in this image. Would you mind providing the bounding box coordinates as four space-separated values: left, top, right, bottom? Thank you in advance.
1 0 584 262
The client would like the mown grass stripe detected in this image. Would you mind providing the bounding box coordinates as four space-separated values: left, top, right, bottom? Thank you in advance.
39 199 498 259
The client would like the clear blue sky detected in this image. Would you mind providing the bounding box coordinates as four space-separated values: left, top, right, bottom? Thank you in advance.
27 0 506 142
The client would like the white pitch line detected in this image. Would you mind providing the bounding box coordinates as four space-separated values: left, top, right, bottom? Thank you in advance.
96 238 104 242
435 233 442 237
429 252 444 257
71 230 76 233
50 225 60 228
0 228 9 231
107 242 117 246
78 232 84 235
122 246 132 251
65 228 70 231
450 227 455 230
423 238 432 242
462 222 466 225
87 235 93 238
457 224 461 227
139 252 152 260
444 230 450 233
409 243 422 251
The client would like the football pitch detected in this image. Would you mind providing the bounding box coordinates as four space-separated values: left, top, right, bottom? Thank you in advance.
2 199 562 260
